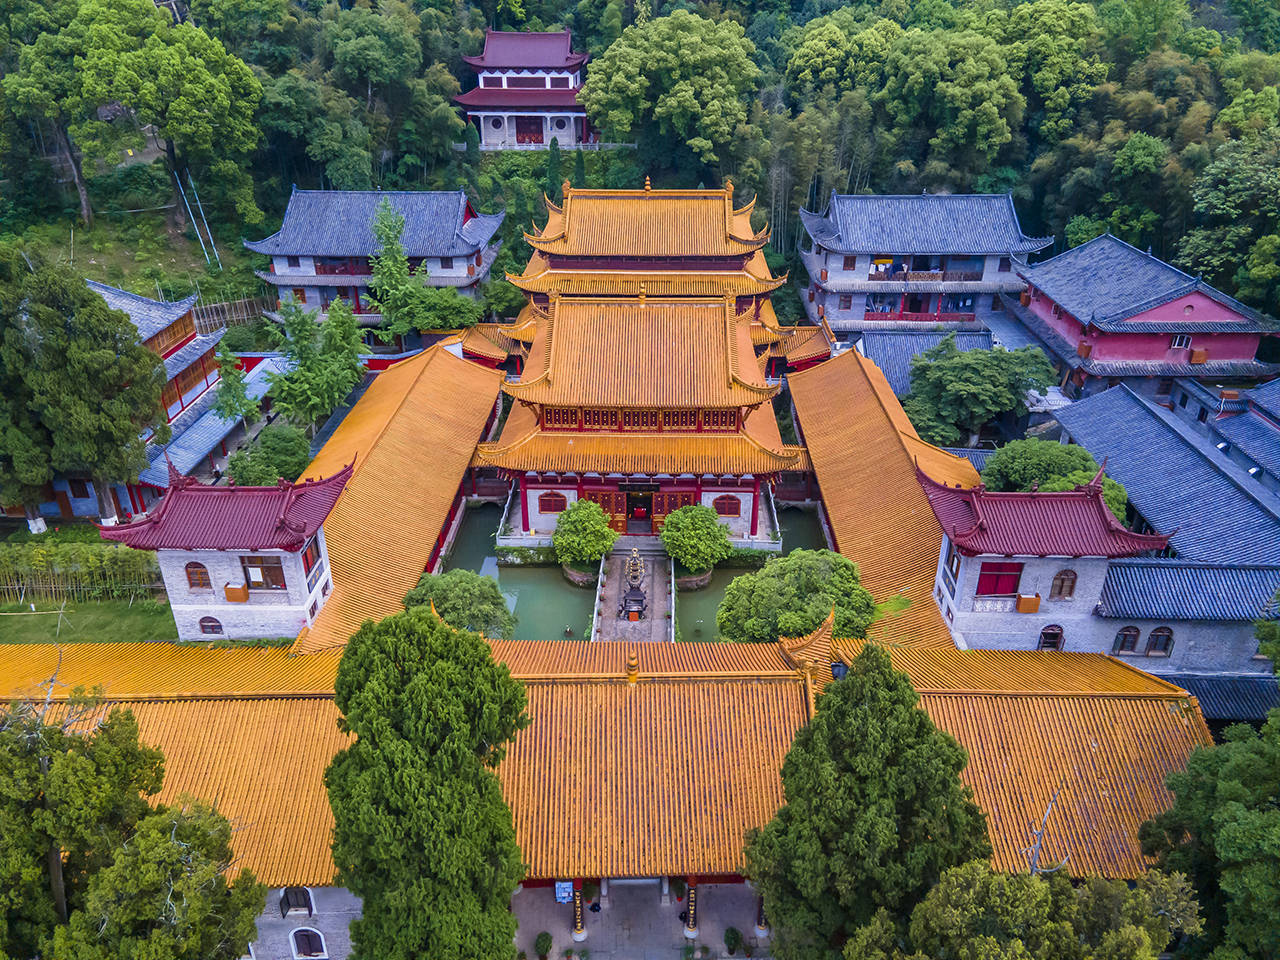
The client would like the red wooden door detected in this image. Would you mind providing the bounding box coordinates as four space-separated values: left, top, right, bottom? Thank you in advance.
515 117 543 144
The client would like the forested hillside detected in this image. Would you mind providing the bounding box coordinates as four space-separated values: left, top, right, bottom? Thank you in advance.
1 0 1278 318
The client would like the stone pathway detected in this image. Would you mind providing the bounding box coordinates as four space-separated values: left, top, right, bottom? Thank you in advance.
596 544 671 643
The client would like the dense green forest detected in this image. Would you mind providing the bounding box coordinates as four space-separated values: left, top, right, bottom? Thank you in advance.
1 0 1278 318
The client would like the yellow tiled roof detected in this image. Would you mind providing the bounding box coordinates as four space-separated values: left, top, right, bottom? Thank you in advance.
528 184 768 257
503 297 778 409
473 402 808 475
509 250 785 298
0 641 1209 884
789 350 981 647
459 322 521 361
295 347 504 653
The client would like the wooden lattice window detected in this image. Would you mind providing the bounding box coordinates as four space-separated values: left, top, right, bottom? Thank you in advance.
538 492 568 514
198 617 223 636
1146 627 1173 656
620 410 659 430
662 410 697 430
240 555 286 591
544 407 578 429
1048 569 1076 600
702 410 735 431
1037 625 1064 650
186 562 211 590
713 495 740 517
1113 626 1140 653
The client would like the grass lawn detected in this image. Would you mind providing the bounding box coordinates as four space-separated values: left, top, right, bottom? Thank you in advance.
0 600 178 644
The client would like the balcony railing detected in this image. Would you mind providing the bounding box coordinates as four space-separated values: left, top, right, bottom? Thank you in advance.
315 261 370 276
866 269 984 282
866 310 977 323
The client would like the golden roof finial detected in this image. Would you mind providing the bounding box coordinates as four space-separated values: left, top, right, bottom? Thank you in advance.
638 282 646 304
725 177 734 195
562 179 571 197
626 650 639 684
644 175 652 192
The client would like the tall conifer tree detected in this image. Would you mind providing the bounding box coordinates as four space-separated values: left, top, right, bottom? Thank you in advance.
326 608 530 960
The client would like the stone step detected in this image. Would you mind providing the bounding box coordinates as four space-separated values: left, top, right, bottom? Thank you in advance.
612 535 668 555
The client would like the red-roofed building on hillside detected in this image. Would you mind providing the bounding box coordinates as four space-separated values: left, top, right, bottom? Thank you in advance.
100 464 352 641
917 468 1185 661
456 30 595 148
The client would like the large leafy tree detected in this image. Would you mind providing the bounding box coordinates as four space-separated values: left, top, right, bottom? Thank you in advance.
745 645 992 960
326 608 529 960
552 499 618 565
980 439 1129 521
0 699 262 960
226 422 312 485
1140 711 1280 960
847 861 1201 960
404 567 517 640
268 299 365 432
716 549 877 644
77 0 263 225
579 10 760 174
367 198 483 337
660 504 732 573
902 336 1054 447
212 345 260 428
1 266 168 523
257 70 374 189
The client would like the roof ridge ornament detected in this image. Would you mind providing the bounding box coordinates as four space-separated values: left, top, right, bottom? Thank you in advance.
644 176 651 193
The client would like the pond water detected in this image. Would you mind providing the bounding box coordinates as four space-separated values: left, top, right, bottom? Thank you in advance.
676 505 827 642
445 503 595 643
447 503 827 644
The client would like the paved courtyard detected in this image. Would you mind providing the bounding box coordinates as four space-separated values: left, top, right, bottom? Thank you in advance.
513 881 770 959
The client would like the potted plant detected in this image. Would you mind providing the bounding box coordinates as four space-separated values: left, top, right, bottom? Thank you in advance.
518 953 527 960
725 926 743 956
670 877 687 900
564 950 575 959
582 880 600 903
535 931 553 960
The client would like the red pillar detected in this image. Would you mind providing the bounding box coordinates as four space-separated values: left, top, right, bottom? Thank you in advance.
750 478 761 537
520 478 530 533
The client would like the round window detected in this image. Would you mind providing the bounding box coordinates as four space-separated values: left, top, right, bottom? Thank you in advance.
490 118 502 129
555 118 567 130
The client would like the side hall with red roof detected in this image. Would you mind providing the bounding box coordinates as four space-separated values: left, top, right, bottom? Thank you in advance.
100 464 352 642
457 29 594 148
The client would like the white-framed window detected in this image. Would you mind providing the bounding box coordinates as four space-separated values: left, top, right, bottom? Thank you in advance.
291 928 327 959
1170 334 1192 350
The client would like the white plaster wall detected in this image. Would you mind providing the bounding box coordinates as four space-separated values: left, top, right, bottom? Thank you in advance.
158 547 314 642
251 887 360 960
980 253 1012 283
525 486 579 535
271 256 317 277
701 490 752 538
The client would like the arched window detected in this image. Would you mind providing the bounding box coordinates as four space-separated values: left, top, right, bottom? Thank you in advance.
1146 627 1174 656
1037 625 1064 650
1113 626 1140 653
538 492 568 514
280 886 313 918
1048 569 1077 600
712 495 740 517
185 562 211 590
292 929 327 959
199 617 223 636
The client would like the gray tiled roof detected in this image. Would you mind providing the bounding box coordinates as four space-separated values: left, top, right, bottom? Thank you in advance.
1054 385 1280 563
85 280 198 342
800 192 1052 256
1248 378 1280 421
1017 234 1274 331
1006 300 1280 378
1160 674 1280 721
245 189 505 258
941 447 997 471
858 330 994 396
162 328 225 379
138 358 284 488
1213 413 1280 476
1098 558 1280 621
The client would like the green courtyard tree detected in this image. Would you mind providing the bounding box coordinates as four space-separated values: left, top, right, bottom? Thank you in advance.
45 801 265 960
227 423 312 485
325 608 529 960
745 645 991 959
0 698 262 960
367 198 483 338
552 499 618 566
1140 711 1280 960
846 861 1200 960
212 345 260 428
660 504 732 572
716 549 876 644
903 337 1054 446
980 440 1130 520
404 568 516 640
2 267 168 523
578 10 760 173
268 299 363 432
